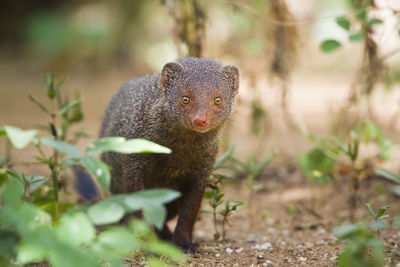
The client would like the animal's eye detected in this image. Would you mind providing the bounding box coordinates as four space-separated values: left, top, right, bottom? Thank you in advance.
182 96 190 104
214 97 222 105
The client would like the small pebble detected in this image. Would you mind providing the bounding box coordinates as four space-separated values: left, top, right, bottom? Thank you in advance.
235 247 243 253
257 254 265 264
282 229 290 236
215 253 220 258
266 218 275 225
299 257 307 262
225 247 233 254
303 242 314 249
252 242 272 250
195 230 206 237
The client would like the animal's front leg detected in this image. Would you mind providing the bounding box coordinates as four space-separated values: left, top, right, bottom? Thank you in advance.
171 181 206 253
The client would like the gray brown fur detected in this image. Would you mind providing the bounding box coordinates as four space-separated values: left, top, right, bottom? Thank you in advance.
100 57 239 252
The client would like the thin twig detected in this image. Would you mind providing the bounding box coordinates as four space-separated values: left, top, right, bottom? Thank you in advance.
228 1 398 27
381 47 400 60
298 201 323 220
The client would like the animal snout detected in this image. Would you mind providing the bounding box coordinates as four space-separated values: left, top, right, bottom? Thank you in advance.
193 114 209 127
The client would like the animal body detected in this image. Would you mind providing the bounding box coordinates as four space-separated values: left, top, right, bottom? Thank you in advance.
100 57 239 252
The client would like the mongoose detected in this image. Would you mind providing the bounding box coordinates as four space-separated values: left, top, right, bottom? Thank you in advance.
100 57 239 252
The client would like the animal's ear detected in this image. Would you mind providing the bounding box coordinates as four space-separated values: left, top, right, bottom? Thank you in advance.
161 62 184 90
222 64 239 96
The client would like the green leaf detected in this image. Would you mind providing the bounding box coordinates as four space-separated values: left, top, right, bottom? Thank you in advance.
394 216 400 227
320 40 342 53
62 157 80 166
97 227 141 254
4 125 37 149
129 219 151 236
356 6 366 21
28 95 51 114
213 146 235 169
203 191 213 198
122 189 180 228
58 99 80 116
366 203 376 218
332 223 359 238
39 136 80 157
25 176 48 192
44 73 55 99
88 200 125 225
17 228 101 267
145 240 186 264
370 220 387 231
336 16 350 31
0 230 18 260
2 178 24 206
146 258 169 267
85 137 171 155
349 32 364 42
374 168 400 184
142 204 166 230
80 156 110 192
297 148 336 182
367 18 383 26
123 189 181 207
390 185 400 196
287 204 296 216
69 92 83 123
376 205 390 219
226 201 244 211
254 153 276 177
57 212 95 246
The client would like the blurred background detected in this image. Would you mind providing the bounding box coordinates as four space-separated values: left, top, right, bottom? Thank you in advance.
0 0 400 166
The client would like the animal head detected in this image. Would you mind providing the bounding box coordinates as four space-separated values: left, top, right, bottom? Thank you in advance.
160 57 239 133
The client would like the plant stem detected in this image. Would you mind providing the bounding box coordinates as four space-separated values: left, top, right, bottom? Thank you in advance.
213 206 219 240
5 140 11 165
349 161 359 222
375 219 380 239
221 212 227 241
247 175 254 228
50 151 60 221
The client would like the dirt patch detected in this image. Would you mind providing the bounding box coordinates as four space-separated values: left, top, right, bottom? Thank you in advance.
182 172 400 266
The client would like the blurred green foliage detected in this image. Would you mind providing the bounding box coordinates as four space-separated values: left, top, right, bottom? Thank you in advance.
0 76 185 267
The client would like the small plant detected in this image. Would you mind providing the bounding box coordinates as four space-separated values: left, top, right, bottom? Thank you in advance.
298 121 396 221
286 204 296 216
333 223 385 267
203 147 244 241
0 75 186 267
236 154 276 226
220 201 244 241
366 203 390 239
204 188 224 240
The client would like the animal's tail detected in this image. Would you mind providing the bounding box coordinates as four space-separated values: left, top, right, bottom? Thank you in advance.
74 166 100 202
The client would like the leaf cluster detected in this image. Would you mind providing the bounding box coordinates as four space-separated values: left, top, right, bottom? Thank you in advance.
320 2 383 54
0 75 185 267
298 121 393 184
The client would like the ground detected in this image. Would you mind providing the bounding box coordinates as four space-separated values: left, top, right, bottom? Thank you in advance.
185 169 400 267
1 66 400 267
121 164 400 267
